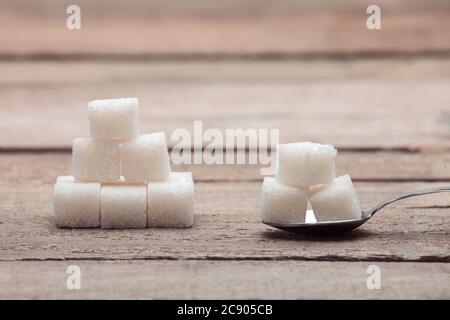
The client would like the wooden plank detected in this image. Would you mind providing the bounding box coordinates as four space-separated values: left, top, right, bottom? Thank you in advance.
1 59 450 149
0 154 449 262
0 260 449 299
1 0 450 56
1 151 450 182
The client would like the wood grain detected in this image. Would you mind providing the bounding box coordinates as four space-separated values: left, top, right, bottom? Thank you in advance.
0 260 449 299
1 0 450 57
1 59 450 149
1 0 449 300
0 154 449 262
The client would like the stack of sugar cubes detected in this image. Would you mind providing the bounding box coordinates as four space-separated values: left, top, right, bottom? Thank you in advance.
259 142 361 224
54 98 194 228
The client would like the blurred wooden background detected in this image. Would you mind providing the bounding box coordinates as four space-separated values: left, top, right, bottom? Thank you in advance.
0 0 449 299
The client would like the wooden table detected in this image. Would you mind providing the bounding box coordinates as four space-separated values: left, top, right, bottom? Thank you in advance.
0 0 449 299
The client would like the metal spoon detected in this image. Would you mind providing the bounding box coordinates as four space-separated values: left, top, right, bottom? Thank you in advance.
262 186 450 235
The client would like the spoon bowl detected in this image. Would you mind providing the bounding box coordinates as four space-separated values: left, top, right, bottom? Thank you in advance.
262 186 450 235
263 215 370 235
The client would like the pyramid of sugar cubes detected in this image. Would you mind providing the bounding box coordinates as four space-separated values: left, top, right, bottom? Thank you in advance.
54 98 194 228
259 142 361 223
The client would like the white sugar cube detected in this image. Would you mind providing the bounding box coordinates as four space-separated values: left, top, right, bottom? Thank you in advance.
276 142 337 187
119 132 171 182
147 172 194 228
88 97 139 139
310 175 361 222
259 177 308 224
54 176 100 228
72 138 120 182
56 175 75 183
101 184 148 228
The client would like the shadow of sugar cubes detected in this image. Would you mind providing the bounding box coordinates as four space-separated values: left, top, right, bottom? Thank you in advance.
54 98 194 229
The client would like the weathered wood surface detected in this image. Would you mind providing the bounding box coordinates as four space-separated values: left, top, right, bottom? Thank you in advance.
1 59 450 149
1 0 450 57
1 154 449 262
0 260 449 299
1 0 450 299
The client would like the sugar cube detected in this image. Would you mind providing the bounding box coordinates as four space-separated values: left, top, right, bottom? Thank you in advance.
147 172 194 228
310 175 361 222
88 97 139 139
101 184 148 228
259 177 308 224
56 175 75 183
119 132 171 182
275 142 337 187
72 138 120 182
54 176 100 228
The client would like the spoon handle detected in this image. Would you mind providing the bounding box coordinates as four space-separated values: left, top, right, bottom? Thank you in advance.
366 186 450 217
